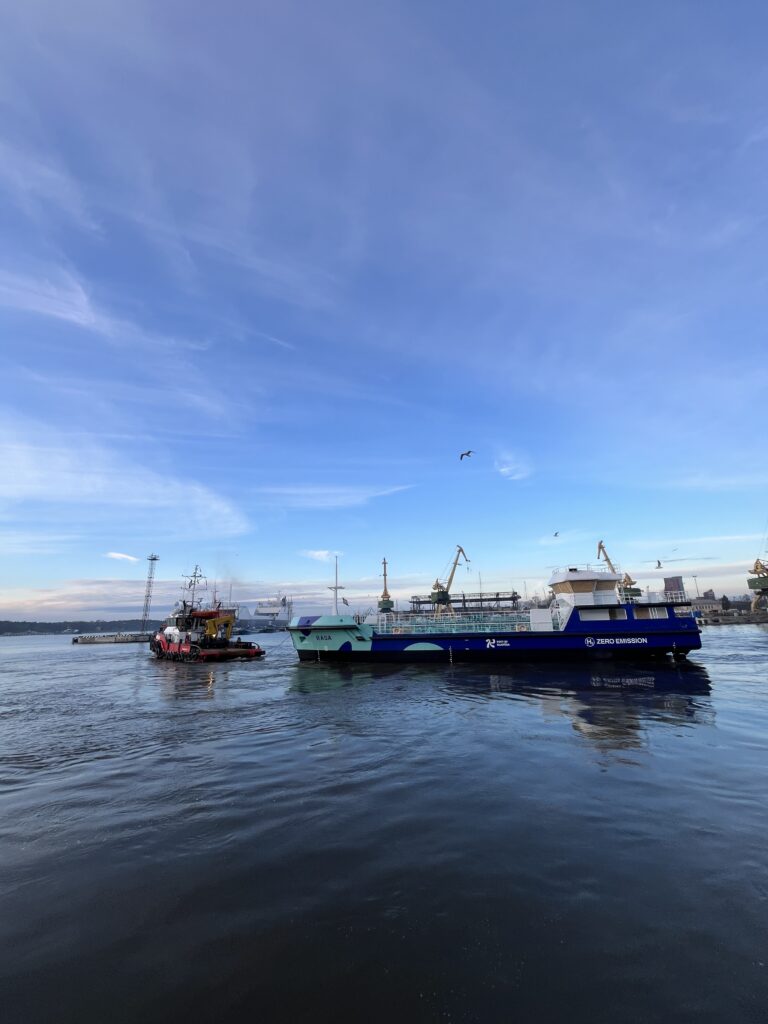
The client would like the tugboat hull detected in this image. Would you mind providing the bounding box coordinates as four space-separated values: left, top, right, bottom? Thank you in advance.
150 637 264 662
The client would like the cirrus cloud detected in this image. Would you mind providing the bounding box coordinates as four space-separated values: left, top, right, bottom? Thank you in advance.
494 451 531 481
299 549 343 562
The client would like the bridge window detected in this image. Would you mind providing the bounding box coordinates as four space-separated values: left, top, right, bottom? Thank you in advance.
578 608 627 621
635 607 669 619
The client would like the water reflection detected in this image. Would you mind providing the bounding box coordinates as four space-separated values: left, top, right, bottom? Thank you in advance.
473 661 712 695
155 662 217 700
290 659 714 754
450 662 714 753
291 661 406 694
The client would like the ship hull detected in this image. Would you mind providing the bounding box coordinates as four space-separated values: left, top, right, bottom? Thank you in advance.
289 616 701 664
150 636 265 662
294 631 699 662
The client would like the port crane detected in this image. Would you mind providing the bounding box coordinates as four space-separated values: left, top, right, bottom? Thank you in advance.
597 540 640 597
596 540 617 573
748 558 768 612
431 545 470 612
378 557 394 613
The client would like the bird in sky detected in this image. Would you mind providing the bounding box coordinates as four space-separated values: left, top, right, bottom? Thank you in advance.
459 450 474 460
643 555 717 567
553 531 559 537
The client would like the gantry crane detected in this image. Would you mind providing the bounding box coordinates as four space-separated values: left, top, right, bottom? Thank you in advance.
431 545 470 612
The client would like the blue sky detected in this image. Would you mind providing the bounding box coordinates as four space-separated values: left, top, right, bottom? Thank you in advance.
1 0 767 618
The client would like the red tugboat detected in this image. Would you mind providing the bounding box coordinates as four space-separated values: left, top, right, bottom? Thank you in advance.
150 566 265 663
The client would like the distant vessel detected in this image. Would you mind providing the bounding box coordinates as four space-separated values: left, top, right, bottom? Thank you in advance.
151 567 265 663
235 595 293 633
288 545 701 663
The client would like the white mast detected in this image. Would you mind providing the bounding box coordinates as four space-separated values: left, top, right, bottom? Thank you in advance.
328 554 345 614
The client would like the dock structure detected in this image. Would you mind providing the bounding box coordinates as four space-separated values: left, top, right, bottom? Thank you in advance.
72 632 152 644
73 552 160 646
409 588 522 613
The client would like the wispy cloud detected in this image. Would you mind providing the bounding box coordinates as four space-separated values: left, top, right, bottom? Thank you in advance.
0 139 98 232
0 266 205 352
254 485 411 510
0 425 249 537
105 551 139 562
664 475 768 491
0 530 77 556
118 211 340 310
249 329 296 351
630 533 764 549
631 561 756 582
299 549 343 562
0 268 97 327
537 529 594 547
494 451 531 481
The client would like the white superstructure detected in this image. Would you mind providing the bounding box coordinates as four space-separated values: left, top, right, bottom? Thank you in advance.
548 567 623 607
235 595 293 632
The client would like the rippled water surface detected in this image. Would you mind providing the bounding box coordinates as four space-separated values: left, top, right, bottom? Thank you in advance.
1 629 767 1023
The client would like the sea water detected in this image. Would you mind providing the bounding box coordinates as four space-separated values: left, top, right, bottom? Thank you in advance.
1 629 767 1023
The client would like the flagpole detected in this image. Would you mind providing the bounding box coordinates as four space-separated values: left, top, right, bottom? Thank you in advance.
328 554 345 614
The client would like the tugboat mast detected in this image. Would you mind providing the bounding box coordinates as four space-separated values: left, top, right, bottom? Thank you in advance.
183 564 205 609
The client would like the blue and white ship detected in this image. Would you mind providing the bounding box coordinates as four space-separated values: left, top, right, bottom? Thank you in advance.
288 563 701 663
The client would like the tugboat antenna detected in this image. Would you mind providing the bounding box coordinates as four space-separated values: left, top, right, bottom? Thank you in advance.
183 564 206 609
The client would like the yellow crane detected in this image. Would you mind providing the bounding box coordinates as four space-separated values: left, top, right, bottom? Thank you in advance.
596 540 617 574
431 545 470 612
748 558 768 612
597 540 639 596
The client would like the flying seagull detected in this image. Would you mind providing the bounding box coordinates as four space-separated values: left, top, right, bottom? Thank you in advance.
460 450 474 460
643 555 718 567
553 531 559 537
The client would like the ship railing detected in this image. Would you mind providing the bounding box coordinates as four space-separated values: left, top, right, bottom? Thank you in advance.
550 563 622 576
375 612 548 634
634 590 688 604
562 589 689 606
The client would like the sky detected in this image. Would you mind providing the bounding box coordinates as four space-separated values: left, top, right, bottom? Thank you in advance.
1 0 767 619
